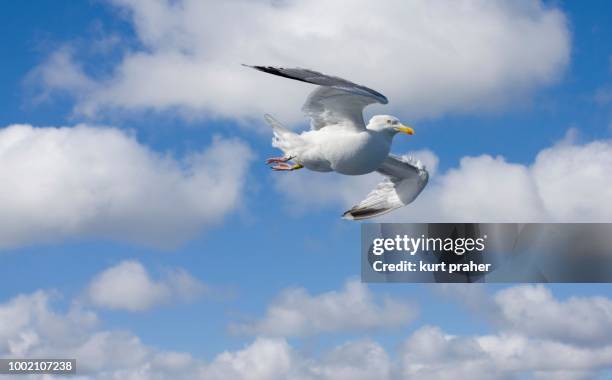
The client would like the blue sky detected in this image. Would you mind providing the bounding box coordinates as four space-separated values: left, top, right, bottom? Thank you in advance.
1 1 612 379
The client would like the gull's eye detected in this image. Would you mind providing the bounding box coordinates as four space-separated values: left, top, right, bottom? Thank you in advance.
387 119 391 124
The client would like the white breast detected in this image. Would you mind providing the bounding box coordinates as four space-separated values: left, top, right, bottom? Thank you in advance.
299 129 391 175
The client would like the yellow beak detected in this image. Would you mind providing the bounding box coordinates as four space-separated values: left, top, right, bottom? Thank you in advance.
396 124 415 135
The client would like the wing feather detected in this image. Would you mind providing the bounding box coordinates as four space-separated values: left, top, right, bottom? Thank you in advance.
244 65 387 130
342 155 429 220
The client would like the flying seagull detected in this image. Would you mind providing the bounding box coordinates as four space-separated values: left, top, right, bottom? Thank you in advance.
245 65 428 220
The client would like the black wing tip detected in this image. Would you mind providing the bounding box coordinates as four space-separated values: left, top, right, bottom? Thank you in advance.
242 64 270 72
342 205 399 220
242 64 282 73
342 210 356 220
342 208 387 221
244 64 389 104
242 64 311 83
241 64 270 71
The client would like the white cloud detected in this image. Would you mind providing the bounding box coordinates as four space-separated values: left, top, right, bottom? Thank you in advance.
0 291 206 379
424 153 547 221
203 338 296 380
205 337 392 380
230 279 417 337
86 260 206 311
400 326 504 379
3 284 612 379
432 284 612 348
310 339 391 380
531 138 612 221
26 47 95 104
401 325 612 380
494 285 612 346
0 291 98 358
207 331 612 380
275 134 612 222
0 124 252 249
33 0 570 123
400 284 612 378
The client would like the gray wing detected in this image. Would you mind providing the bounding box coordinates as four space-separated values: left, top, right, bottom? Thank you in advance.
244 65 388 130
342 155 429 220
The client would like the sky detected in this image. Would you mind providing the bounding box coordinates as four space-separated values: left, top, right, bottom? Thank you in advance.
0 0 612 379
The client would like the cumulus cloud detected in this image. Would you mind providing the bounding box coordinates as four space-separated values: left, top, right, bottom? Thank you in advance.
197 330 612 380
0 124 252 249
0 291 98 358
33 0 570 123
494 285 612 346
401 325 612 380
275 133 612 222
230 279 417 337
26 47 95 104
402 284 612 379
205 337 392 380
86 260 206 311
309 339 392 380
3 285 612 380
0 291 206 379
433 283 612 349
530 138 612 221
0 290 393 380
203 338 296 380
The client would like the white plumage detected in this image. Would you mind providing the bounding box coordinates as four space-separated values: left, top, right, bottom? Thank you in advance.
246 65 428 220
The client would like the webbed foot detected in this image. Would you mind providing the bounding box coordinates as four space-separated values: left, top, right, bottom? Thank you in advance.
270 163 304 171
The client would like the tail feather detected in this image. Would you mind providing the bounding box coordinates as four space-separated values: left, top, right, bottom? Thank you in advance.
264 114 300 154
264 113 287 133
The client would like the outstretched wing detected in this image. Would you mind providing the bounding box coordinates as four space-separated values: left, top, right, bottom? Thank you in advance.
244 65 388 130
342 155 429 220
302 87 380 130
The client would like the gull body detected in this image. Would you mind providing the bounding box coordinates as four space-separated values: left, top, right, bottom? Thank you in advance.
246 65 428 220
283 116 402 175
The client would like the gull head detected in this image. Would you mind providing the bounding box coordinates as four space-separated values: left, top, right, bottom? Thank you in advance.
367 115 414 137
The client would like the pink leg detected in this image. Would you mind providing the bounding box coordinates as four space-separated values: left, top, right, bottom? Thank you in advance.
266 156 291 164
271 163 304 171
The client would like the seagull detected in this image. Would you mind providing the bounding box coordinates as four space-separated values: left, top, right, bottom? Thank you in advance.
245 65 429 220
